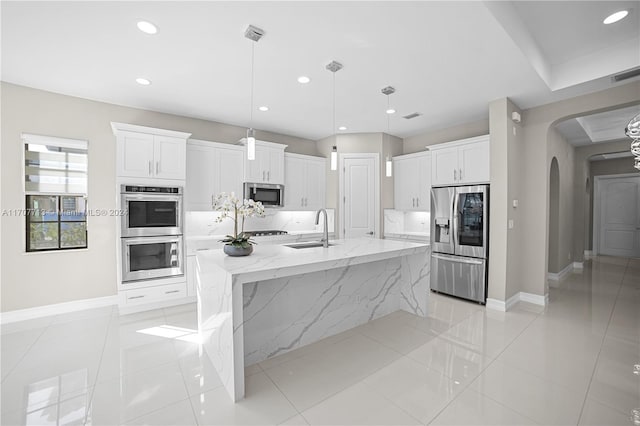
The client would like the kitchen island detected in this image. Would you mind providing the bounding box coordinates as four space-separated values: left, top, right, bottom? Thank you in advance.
196 238 430 401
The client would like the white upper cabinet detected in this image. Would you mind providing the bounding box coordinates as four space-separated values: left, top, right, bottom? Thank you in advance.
284 153 326 210
242 140 287 185
186 140 244 211
393 151 431 211
430 135 489 186
112 122 191 180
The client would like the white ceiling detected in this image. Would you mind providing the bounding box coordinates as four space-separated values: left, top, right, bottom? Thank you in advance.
555 104 640 146
2 1 639 141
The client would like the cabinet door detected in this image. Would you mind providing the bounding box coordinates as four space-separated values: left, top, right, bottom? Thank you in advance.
186 256 196 297
117 131 154 178
154 136 186 180
186 144 216 211
267 147 285 184
431 147 459 186
215 147 245 198
417 153 431 211
245 145 266 183
459 139 490 184
305 159 326 210
284 156 306 209
393 157 416 211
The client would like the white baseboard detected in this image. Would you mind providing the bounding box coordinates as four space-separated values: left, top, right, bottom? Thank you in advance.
0 295 118 325
573 262 584 270
547 263 573 281
486 291 548 312
117 296 196 315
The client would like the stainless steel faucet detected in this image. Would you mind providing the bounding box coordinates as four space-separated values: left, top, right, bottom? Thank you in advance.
315 208 329 248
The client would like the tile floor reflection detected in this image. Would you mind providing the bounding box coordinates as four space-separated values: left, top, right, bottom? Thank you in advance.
1 256 638 425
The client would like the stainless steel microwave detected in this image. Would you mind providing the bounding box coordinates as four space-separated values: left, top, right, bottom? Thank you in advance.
243 182 284 207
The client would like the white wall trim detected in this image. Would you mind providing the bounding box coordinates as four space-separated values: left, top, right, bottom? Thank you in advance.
547 262 573 281
486 291 549 311
0 295 118 325
573 262 584 269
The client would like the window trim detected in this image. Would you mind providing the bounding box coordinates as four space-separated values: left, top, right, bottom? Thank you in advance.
22 133 89 253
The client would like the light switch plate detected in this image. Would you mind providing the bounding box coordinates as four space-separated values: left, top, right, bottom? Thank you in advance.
508 219 514 229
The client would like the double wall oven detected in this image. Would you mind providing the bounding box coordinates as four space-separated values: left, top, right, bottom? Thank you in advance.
120 185 184 283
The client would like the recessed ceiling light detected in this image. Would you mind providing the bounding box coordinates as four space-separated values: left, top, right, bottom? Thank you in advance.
603 10 628 24
137 21 158 34
136 77 151 86
258 106 269 112
297 76 311 84
338 126 347 131
386 108 396 114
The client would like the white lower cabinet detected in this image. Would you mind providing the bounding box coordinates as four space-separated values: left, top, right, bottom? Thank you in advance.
186 256 196 297
122 282 187 306
284 153 326 210
393 151 431 211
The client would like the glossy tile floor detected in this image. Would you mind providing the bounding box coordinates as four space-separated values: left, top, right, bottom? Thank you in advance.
1 256 639 425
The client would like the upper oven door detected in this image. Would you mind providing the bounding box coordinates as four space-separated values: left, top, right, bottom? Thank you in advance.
454 185 489 259
121 193 182 237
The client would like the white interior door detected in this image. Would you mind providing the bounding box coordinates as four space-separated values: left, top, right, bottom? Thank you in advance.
597 176 640 257
342 156 377 239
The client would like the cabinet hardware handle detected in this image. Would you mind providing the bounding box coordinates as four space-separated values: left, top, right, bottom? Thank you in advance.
267 171 270 181
262 171 265 181
367 231 374 235
165 290 180 294
459 168 463 180
301 197 304 206
156 162 159 175
305 198 308 206
148 161 152 175
128 295 145 300
454 169 457 181
416 198 419 207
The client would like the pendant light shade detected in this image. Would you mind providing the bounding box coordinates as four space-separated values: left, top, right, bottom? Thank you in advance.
245 25 263 161
386 156 392 177
382 86 396 178
327 61 342 172
247 128 256 161
330 146 338 171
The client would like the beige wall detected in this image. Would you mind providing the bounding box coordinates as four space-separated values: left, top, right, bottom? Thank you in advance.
403 119 489 154
573 139 637 260
547 128 575 274
0 83 317 312
316 132 401 236
518 81 640 298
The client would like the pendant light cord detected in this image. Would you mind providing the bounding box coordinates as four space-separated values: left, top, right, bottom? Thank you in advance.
250 42 255 128
332 71 336 140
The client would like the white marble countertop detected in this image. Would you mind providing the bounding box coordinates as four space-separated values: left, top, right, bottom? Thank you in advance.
186 231 335 255
196 237 429 284
384 232 430 242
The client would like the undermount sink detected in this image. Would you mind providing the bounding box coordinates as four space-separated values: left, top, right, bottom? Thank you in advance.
284 242 335 249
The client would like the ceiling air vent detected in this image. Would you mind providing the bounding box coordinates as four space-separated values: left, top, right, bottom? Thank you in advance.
612 67 640 83
403 112 422 120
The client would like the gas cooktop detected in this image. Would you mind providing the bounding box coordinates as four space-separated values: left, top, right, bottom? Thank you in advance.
245 230 288 237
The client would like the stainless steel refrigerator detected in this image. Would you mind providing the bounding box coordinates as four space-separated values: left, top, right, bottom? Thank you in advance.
430 185 489 304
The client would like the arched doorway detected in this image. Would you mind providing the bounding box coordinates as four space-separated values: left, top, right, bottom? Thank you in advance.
548 157 560 274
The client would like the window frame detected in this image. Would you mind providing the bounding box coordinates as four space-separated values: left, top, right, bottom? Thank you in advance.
22 133 89 253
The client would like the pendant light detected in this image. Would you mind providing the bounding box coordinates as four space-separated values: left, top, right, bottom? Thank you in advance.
326 61 342 171
382 86 396 177
625 112 640 170
244 25 264 161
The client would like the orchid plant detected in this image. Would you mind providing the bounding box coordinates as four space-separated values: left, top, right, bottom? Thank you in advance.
212 192 265 248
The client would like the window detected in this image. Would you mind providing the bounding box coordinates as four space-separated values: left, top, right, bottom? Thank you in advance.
23 134 88 252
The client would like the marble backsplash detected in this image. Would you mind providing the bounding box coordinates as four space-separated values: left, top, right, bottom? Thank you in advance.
384 209 430 234
186 209 335 237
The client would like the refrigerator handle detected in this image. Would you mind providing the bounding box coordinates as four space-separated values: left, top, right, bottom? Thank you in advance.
452 190 459 251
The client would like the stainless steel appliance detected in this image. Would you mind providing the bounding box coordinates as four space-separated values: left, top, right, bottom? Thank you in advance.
122 235 184 282
121 185 182 237
430 185 489 303
244 182 284 207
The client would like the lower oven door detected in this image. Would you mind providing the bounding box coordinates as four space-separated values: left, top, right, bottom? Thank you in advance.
122 235 184 282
